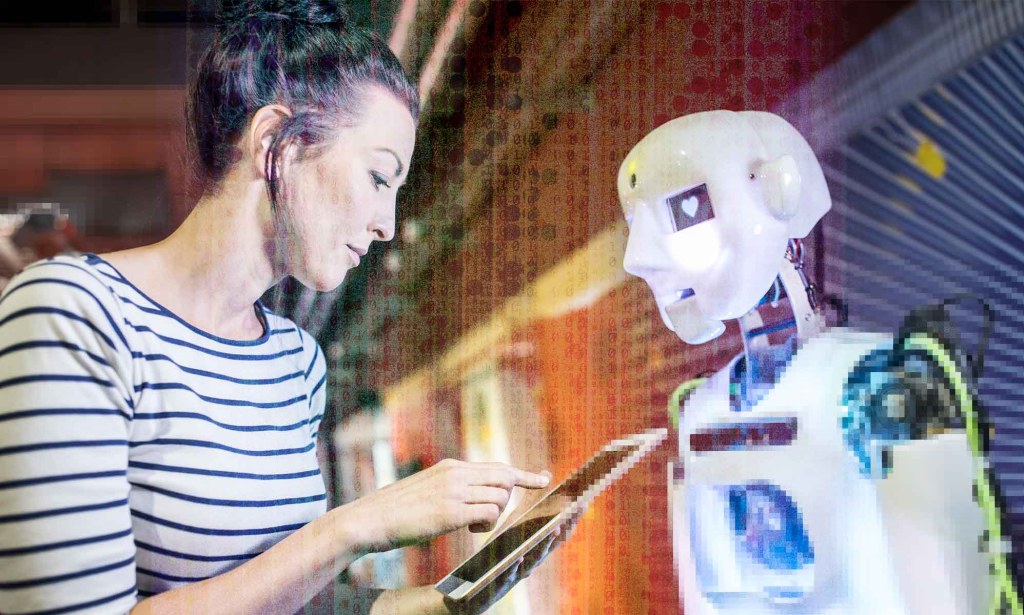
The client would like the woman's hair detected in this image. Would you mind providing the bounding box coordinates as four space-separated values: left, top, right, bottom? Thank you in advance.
187 0 419 208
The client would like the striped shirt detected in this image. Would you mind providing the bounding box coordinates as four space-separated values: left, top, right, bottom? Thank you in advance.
0 254 328 614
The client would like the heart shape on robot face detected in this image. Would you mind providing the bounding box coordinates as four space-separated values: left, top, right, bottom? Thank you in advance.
680 196 699 218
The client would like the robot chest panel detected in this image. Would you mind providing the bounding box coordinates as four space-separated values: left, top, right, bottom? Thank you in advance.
678 330 891 485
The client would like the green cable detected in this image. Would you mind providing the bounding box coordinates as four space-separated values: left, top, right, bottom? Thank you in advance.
903 334 1022 615
668 378 706 431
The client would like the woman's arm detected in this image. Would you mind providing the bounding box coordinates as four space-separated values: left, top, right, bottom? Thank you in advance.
133 459 550 614
0 262 140 614
131 505 360 614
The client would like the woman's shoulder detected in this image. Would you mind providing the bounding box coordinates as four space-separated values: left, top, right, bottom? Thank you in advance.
0 254 135 362
0 254 123 313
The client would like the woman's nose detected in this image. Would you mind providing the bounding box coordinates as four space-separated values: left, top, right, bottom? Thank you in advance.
371 217 395 242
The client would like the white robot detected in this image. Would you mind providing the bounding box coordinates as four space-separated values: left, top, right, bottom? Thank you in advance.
616 111 1021 615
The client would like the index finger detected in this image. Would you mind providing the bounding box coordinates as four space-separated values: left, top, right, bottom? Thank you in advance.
516 468 552 489
472 463 551 490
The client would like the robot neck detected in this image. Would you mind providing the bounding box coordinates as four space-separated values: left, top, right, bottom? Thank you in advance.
733 254 823 410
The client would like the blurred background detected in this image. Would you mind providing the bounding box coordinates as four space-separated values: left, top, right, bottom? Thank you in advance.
3 1 1024 613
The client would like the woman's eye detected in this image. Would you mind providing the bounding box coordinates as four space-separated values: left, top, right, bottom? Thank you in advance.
370 171 391 191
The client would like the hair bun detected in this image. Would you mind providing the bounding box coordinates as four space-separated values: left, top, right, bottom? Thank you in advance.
217 0 347 29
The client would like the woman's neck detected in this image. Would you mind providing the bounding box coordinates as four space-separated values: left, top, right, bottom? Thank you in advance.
105 176 278 340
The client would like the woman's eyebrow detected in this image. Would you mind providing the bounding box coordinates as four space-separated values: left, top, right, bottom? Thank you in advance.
375 148 404 177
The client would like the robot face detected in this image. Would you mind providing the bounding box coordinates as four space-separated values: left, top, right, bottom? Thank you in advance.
617 111 830 344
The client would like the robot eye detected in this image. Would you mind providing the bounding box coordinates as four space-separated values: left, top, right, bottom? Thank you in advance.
629 173 637 189
664 183 715 231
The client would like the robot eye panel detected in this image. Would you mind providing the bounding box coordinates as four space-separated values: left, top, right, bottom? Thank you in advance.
665 182 715 232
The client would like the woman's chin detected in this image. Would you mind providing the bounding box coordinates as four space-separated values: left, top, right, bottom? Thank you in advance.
301 265 351 293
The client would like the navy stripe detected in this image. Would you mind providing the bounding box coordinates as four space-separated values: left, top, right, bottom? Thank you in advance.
13 585 136 615
115 295 163 317
128 460 321 481
0 374 115 391
137 589 156 597
130 351 303 385
0 407 131 424
130 509 304 536
0 469 126 491
88 262 126 283
128 438 314 457
0 498 127 524
116 296 293 341
0 307 116 351
133 411 309 432
0 529 132 557
135 566 208 583
304 343 320 379
114 294 297 341
308 413 324 427
0 554 134 590
0 439 128 457
134 539 258 563
130 481 326 508
0 276 129 350
309 373 326 403
132 382 306 409
124 322 302 361
0 340 111 368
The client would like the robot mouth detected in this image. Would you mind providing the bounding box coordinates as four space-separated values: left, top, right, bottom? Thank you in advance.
664 289 726 344
665 293 697 322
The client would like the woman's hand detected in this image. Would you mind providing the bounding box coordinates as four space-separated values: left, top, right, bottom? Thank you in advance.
442 510 582 615
341 459 551 553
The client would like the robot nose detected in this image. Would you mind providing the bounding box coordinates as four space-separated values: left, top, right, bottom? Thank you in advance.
623 204 672 277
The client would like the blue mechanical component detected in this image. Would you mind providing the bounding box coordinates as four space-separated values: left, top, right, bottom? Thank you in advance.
841 343 960 479
841 346 909 478
691 482 815 604
727 483 814 572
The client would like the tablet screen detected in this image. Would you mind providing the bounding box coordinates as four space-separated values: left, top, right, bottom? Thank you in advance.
449 513 560 582
555 443 636 498
447 442 640 583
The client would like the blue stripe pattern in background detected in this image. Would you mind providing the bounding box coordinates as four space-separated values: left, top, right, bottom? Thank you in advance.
826 31 1024 579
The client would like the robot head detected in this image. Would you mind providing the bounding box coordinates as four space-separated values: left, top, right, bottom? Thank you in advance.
617 111 831 344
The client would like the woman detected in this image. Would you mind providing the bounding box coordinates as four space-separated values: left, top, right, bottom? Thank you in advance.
0 2 554 613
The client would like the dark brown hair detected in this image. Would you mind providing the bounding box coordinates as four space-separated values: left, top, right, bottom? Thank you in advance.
187 0 419 208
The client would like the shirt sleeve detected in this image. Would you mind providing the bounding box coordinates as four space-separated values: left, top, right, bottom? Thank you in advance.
0 260 138 614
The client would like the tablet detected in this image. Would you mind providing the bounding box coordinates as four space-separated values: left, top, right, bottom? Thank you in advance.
435 428 668 603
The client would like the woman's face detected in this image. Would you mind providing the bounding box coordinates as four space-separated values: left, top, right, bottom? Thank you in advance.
280 86 416 291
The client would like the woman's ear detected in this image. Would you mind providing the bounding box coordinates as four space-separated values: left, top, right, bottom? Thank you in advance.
246 104 293 181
